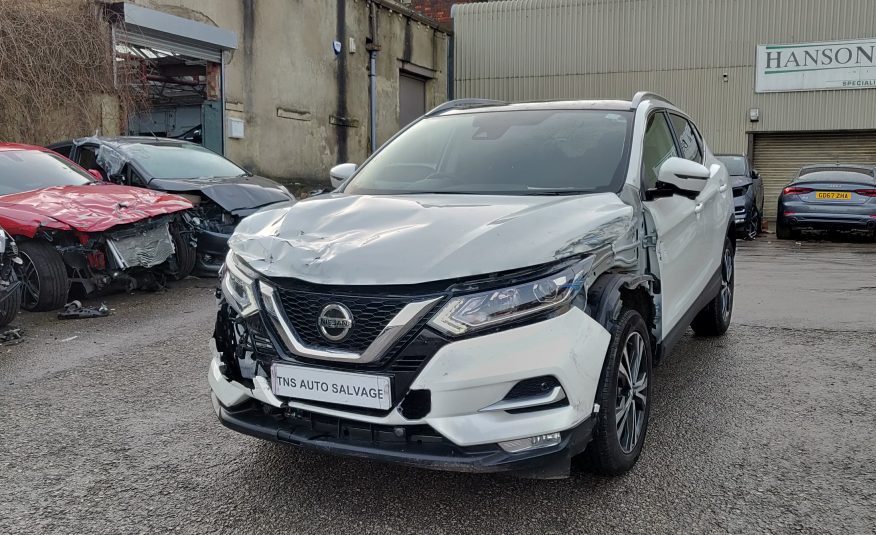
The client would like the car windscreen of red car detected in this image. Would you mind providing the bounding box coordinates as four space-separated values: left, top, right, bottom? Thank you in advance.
0 149 95 196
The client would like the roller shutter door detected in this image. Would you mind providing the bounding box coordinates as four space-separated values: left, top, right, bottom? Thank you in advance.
752 131 876 219
121 28 222 63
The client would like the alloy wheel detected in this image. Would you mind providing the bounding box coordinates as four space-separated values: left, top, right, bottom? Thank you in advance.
719 247 734 322
19 252 40 310
616 331 648 454
746 212 759 240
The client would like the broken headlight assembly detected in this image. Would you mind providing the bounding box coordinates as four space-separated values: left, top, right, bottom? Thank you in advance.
428 258 592 336
220 252 260 317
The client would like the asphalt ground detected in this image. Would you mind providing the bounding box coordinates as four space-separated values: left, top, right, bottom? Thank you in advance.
1 236 874 534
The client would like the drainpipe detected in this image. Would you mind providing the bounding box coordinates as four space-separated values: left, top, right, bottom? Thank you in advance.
367 1 380 154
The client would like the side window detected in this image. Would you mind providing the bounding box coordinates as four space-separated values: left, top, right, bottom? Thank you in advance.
641 112 679 190
77 145 106 179
668 114 703 164
50 144 72 158
125 165 147 187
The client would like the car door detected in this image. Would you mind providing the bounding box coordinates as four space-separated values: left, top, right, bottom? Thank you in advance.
667 113 727 272
641 111 706 335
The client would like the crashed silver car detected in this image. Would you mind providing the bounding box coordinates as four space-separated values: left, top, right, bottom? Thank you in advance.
47 137 296 275
209 94 735 479
0 227 22 327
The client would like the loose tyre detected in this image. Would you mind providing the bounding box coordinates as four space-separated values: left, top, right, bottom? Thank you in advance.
18 240 69 312
586 308 653 475
0 282 21 327
690 237 734 336
166 226 196 280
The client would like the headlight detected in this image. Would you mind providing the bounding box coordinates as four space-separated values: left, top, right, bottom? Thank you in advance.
428 259 591 336
221 252 259 317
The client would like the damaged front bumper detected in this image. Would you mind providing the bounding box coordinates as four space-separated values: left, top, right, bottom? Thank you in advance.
208 305 611 478
193 229 230 275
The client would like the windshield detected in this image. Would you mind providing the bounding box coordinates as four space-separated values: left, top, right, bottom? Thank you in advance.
123 143 247 180
717 155 747 176
0 150 94 195
344 109 634 195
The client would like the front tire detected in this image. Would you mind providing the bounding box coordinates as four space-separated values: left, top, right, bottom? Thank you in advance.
744 209 760 240
18 240 69 312
586 309 653 475
166 226 196 281
691 237 734 337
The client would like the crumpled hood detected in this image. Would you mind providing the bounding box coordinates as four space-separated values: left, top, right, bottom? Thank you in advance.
229 193 635 285
0 184 192 236
148 175 292 214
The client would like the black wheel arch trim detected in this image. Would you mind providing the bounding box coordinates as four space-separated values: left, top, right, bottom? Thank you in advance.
587 273 655 335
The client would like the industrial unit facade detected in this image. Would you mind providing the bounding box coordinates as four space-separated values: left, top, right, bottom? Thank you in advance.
453 0 876 219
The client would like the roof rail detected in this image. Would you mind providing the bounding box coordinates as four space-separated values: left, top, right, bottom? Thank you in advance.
426 98 506 117
630 91 673 108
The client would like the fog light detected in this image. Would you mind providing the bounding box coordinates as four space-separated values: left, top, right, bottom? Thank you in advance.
498 432 561 453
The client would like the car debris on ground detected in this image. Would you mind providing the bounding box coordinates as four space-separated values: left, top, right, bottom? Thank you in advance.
57 301 110 320
0 327 22 345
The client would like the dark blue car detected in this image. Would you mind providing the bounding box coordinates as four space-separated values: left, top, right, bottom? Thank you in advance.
776 164 876 240
716 154 764 240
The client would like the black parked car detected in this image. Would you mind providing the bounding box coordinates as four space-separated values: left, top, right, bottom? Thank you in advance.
776 163 876 240
716 154 764 240
47 137 295 275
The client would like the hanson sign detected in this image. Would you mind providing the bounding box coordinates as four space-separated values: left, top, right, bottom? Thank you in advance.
756 38 876 93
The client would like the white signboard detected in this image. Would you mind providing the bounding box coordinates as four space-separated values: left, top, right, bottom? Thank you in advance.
756 38 876 93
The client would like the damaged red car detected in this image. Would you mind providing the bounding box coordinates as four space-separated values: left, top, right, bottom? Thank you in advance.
0 143 195 311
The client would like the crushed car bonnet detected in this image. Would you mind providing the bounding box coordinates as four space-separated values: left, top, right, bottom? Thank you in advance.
228 192 636 286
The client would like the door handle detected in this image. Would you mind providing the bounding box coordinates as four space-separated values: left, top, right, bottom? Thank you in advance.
695 203 704 214
719 184 728 192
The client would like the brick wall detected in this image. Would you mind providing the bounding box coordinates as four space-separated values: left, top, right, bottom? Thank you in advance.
407 0 487 25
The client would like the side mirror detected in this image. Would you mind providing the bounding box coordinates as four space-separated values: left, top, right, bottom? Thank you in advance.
329 163 357 189
656 157 710 195
751 169 760 179
87 169 104 181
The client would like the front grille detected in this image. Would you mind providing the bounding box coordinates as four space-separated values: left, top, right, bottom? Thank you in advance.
273 286 409 352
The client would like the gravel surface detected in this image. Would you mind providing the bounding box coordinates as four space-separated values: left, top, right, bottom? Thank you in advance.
1 238 874 534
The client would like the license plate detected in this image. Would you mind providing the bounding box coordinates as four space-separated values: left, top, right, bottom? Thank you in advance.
271 363 392 409
815 191 852 200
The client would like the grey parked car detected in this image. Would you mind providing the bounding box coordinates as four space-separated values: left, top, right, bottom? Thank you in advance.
716 154 764 240
776 163 876 240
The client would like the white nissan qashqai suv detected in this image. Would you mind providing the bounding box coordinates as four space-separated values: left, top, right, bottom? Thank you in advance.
208 92 734 478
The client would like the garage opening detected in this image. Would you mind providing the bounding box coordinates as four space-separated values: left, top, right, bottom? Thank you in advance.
752 131 876 220
399 72 427 128
109 3 237 154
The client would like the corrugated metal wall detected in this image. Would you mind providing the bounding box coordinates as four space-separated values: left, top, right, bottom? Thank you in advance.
454 0 876 154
